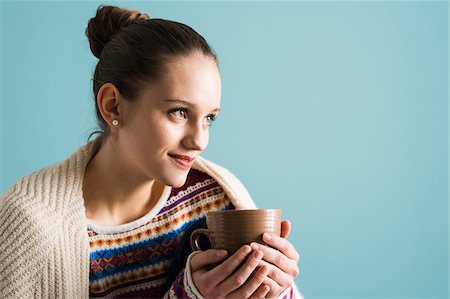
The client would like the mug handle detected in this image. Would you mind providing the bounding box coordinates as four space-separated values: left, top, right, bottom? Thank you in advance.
190 228 211 251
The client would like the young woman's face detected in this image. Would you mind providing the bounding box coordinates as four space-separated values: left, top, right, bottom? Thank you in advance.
117 52 221 188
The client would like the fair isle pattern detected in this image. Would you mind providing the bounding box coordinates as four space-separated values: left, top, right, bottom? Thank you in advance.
88 169 234 298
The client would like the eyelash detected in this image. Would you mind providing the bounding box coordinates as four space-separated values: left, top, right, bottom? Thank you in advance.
168 107 217 126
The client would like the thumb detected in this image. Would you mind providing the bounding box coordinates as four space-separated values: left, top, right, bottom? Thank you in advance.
281 220 291 238
190 249 228 273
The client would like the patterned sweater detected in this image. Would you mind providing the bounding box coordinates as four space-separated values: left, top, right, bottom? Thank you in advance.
88 169 235 298
0 137 303 298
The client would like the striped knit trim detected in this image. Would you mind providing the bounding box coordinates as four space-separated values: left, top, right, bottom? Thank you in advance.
160 178 219 213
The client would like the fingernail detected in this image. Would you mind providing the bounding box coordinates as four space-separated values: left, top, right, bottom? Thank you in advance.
217 250 228 257
250 242 259 250
243 245 251 254
263 233 272 241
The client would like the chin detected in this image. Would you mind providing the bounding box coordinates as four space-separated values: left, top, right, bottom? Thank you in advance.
160 171 189 189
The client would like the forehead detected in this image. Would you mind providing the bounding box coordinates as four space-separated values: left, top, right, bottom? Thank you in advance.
138 53 221 111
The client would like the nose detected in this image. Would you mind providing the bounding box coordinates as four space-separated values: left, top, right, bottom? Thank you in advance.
183 120 208 152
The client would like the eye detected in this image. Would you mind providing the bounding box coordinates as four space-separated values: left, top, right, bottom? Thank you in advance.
204 114 217 126
169 108 188 120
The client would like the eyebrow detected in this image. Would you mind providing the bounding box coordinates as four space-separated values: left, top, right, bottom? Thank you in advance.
164 98 220 113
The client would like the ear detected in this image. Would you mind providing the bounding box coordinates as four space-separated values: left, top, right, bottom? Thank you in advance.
96 83 124 128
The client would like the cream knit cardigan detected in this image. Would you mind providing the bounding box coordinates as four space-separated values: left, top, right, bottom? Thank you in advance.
0 138 302 298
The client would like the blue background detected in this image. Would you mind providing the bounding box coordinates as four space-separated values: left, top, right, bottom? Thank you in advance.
1 1 448 298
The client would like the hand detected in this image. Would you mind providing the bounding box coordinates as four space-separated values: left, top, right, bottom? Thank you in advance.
190 245 271 299
250 220 300 298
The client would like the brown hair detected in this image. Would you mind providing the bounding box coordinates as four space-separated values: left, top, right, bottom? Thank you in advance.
85 5 218 141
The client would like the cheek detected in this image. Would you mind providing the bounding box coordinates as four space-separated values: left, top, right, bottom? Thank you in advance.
149 121 184 150
124 111 185 152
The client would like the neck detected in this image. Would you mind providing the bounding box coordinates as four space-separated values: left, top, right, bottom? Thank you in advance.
82 138 165 226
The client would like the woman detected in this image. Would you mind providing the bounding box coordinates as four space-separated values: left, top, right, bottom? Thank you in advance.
0 5 302 299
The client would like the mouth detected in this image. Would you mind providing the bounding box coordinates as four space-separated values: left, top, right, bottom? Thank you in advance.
168 153 195 170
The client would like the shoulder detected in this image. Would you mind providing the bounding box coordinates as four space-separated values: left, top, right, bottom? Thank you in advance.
1 157 69 210
1 138 99 214
0 160 66 230
2 161 57 199
191 156 257 210
0 146 86 248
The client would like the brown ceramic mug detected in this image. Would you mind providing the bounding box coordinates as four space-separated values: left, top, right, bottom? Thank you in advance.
190 209 281 254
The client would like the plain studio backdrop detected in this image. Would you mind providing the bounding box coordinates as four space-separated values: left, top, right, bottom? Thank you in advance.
0 1 448 298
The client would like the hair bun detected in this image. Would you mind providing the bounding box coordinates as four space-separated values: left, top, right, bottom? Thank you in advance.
86 5 150 59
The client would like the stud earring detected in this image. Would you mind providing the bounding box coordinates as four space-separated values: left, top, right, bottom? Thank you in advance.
112 120 119 126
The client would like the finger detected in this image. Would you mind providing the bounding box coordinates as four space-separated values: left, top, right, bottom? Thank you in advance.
248 283 271 299
226 264 269 298
218 249 263 293
262 233 299 261
280 220 291 238
261 276 283 299
190 249 228 273
207 245 253 286
259 260 294 289
250 242 299 277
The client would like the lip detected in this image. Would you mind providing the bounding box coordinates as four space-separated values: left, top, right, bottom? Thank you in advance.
168 154 195 170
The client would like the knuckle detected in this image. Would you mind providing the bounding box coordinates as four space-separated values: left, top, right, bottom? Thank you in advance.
258 267 268 279
252 257 262 266
239 247 250 259
273 268 281 281
268 265 276 278
253 253 261 262
274 253 283 265
234 275 247 286
257 272 267 282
